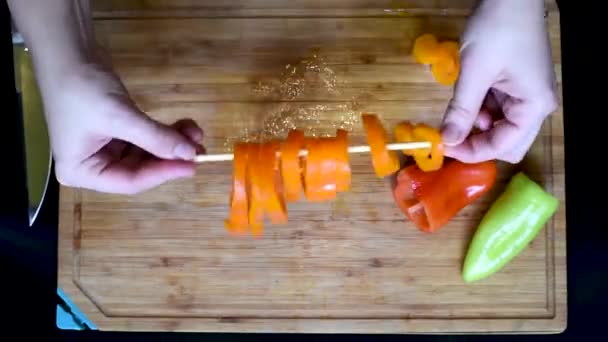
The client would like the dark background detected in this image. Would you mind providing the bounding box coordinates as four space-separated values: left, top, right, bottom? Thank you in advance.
1 1 604 340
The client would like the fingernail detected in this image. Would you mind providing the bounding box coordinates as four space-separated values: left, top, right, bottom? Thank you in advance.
174 143 196 160
441 124 462 145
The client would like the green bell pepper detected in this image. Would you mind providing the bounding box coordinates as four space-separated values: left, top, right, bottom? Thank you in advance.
462 172 559 283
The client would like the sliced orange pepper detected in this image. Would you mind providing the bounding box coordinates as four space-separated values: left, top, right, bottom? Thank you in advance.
247 143 265 237
302 138 319 201
280 129 305 202
393 122 419 157
303 138 334 201
260 141 288 225
394 121 444 172
411 124 444 171
335 129 351 192
224 142 250 235
319 137 337 200
431 41 460 86
413 33 440 65
438 41 459 62
361 113 400 177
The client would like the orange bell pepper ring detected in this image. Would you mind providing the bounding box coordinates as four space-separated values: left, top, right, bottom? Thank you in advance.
413 33 440 65
319 137 337 199
394 122 444 172
224 142 250 235
361 113 400 177
411 124 444 171
393 122 417 157
431 41 460 86
281 129 305 202
304 138 336 201
335 129 351 192
392 159 497 233
247 143 265 237
303 138 320 201
260 141 288 225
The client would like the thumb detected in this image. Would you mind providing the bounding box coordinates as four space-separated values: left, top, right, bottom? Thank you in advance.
440 50 494 146
109 101 198 160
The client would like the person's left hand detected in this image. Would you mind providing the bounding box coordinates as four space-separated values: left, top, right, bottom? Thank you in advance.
40 57 205 195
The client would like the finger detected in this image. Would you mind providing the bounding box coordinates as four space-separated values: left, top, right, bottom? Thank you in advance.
440 47 496 146
172 119 204 143
490 89 509 108
445 93 547 163
172 119 206 154
498 121 543 163
119 144 147 169
85 158 196 195
483 91 502 118
101 140 128 162
444 119 523 163
474 109 493 131
108 102 199 161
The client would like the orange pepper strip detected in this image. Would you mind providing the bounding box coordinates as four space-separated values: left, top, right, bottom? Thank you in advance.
393 122 420 157
361 113 400 177
303 138 321 201
319 137 337 200
335 129 351 192
438 41 459 65
280 129 305 202
394 122 444 172
413 33 440 65
304 138 332 201
431 41 460 86
261 141 288 224
247 143 265 237
412 124 444 172
224 142 250 235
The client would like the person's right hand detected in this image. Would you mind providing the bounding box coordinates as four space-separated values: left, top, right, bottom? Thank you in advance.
40 54 205 195
440 0 559 164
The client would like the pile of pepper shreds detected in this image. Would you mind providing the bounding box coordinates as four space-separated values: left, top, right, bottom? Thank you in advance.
224 113 444 237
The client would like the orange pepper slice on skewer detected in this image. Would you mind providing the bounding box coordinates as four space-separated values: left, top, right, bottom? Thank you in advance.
394 122 444 172
302 138 319 201
411 124 444 171
303 138 336 201
361 113 400 177
335 129 351 192
319 137 337 200
224 142 250 235
247 143 265 237
393 122 418 157
280 129 305 202
260 141 288 225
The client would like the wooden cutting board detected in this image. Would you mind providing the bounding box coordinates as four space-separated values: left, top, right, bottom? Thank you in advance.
58 0 566 333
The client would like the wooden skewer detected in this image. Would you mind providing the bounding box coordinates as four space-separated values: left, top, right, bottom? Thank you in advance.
193 141 431 163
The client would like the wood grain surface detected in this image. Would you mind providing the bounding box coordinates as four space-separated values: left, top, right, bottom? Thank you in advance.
58 0 566 333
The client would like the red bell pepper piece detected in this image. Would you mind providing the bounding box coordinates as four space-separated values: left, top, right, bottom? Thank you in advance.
392 159 497 232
